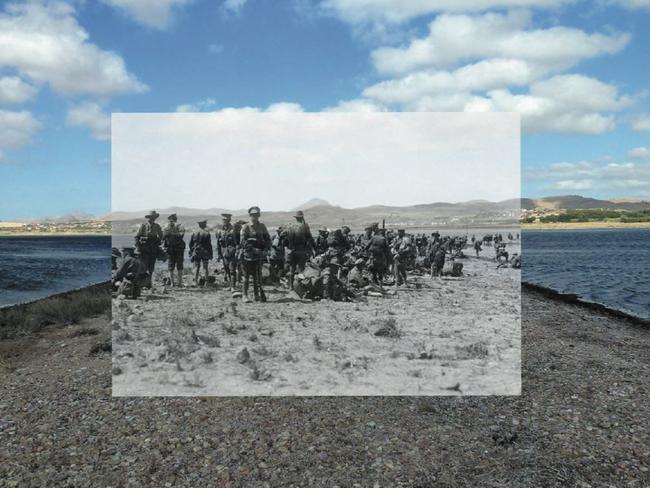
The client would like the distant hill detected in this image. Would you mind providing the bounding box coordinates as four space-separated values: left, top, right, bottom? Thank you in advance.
110 199 521 234
521 195 650 211
291 198 332 211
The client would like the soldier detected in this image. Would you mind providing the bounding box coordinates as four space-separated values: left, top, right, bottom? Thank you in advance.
364 225 390 286
215 213 240 292
240 206 271 303
285 210 315 291
162 213 185 287
315 226 329 256
474 239 483 257
112 247 149 299
189 220 212 286
325 227 350 282
347 258 369 288
391 229 412 287
135 210 163 287
431 246 446 278
269 226 287 283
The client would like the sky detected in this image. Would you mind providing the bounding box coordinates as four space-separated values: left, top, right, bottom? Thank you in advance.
112 112 520 211
0 0 649 219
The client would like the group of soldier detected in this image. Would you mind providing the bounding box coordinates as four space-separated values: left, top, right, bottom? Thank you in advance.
111 207 520 302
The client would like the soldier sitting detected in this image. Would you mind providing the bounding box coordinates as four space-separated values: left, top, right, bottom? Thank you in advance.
112 247 149 299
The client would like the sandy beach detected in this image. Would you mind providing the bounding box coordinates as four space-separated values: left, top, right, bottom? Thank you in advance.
1 279 648 486
112 243 521 396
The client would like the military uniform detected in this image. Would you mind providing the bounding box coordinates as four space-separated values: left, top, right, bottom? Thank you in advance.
189 229 213 263
432 248 445 277
216 219 240 289
163 219 186 272
365 231 390 285
112 250 148 298
285 212 314 290
135 214 163 278
240 207 271 302
269 228 286 282
392 231 412 286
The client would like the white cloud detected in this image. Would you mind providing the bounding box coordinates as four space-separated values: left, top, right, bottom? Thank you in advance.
0 76 37 104
323 98 387 112
222 0 248 13
0 1 147 96
321 0 570 24
66 102 111 141
175 100 305 113
371 11 629 75
628 147 650 159
525 159 650 195
0 109 41 149
631 113 650 131
101 0 193 29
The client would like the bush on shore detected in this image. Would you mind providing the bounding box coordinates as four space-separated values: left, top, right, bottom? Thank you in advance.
0 283 111 339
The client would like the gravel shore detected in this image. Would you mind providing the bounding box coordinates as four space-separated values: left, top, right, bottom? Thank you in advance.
1 288 648 486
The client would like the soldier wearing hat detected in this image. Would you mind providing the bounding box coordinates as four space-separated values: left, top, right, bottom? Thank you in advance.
135 210 163 287
391 229 412 287
162 213 186 287
315 226 329 257
285 210 315 291
239 206 271 303
189 219 213 286
215 213 240 292
112 247 149 299
364 225 390 286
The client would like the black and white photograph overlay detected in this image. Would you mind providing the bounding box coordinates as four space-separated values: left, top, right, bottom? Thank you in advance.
110 111 521 396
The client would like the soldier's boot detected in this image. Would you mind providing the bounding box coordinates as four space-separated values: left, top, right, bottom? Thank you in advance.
253 278 261 301
259 287 267 303
242 280 252 303
169 271 175 287
177 271 183 287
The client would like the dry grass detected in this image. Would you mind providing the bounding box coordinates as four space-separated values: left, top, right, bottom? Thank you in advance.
0 283 111 339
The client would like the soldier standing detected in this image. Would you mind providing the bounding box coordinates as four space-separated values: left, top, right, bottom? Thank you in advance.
240 206 271 303
135 210 163 287
391 229 412 287
269 226 287 284
474 239 483 257
364 226 390 286
285 210 315 291
189 220 212 286
215 213 240 293
431 247 446 278
162 213 185 287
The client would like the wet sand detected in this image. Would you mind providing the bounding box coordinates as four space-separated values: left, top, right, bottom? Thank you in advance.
112 244 521 396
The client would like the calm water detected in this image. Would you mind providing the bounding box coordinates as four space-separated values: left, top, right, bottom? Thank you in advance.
523 229 650 319
0 236 111 308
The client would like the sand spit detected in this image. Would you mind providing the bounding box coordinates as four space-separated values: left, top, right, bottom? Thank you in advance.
111 249 521 396
1 284 648 486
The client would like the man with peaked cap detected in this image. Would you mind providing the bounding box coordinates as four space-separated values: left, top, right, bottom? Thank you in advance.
391 229 412 288
215 213 240 293
364 225 390 286
162 213 186 287
285 210 315 291
239 206 271 303
135 210 163 287
189 219 212 286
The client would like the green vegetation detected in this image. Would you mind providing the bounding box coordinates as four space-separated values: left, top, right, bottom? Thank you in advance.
0 283 111 339
528 209 650 224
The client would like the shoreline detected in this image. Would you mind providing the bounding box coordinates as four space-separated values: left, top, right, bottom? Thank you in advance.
522 221 650 230
0 281 111 311
0 232 111 237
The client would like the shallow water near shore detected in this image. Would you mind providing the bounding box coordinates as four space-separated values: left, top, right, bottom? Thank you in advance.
523 228 650 319
0 236 111 308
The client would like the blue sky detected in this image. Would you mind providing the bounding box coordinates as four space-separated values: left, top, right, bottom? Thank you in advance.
0 0 649 219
